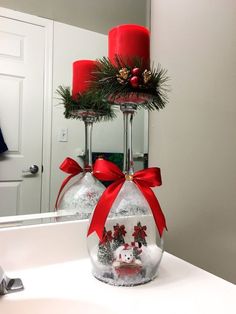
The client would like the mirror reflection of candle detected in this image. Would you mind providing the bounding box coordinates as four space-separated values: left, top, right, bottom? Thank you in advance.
72 60 97 99
56 59 106 217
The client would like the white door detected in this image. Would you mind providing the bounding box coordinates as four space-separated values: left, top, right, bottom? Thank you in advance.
0 16 45 216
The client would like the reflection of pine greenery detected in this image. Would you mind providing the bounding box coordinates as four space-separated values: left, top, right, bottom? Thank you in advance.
97 242 113 265
56 86 116 122
92 56 169 111
92 153 123 171
107 153 123 170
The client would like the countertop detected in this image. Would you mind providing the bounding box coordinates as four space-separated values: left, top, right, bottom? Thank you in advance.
1 252 235 314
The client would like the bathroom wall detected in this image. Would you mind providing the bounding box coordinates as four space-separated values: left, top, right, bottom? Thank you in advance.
149 0 236 283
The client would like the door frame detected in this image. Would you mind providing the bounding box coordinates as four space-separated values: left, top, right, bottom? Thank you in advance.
0 7 53 212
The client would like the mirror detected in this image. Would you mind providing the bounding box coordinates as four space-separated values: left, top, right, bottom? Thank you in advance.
0 0 150 225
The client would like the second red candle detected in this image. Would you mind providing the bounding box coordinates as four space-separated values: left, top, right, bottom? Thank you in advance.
72 60 96 98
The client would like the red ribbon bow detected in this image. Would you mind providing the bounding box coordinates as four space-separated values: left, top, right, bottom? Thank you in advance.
55 157 83 209
87 159 167 240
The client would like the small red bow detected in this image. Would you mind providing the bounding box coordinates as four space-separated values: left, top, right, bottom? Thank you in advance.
55 157 83 209
113 224 127 238
87 159 167 240
132 225 147 239
123 243 131 250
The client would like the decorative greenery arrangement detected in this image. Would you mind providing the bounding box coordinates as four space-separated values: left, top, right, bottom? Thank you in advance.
91 56 169 111
57 86 116 122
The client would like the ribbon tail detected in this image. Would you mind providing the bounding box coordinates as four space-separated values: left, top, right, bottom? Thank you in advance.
135 182 167 237
54 173 78 210
87 179 124 240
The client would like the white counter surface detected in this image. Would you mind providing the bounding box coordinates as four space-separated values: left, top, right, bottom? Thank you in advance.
1 252 235 314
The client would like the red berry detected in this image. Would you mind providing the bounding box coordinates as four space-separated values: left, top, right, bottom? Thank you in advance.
130 76 139 88
131 67 140 76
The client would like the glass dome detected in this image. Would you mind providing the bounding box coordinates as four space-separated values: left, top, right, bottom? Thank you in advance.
55 112 105 219
87 103 166 286
58 171 105 219
87 179 164 286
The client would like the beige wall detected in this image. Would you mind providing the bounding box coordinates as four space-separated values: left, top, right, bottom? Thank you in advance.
150 0 236 283
0 0 150 34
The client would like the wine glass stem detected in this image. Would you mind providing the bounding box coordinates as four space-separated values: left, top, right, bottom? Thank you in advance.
123 110 134 175
84 119 93 172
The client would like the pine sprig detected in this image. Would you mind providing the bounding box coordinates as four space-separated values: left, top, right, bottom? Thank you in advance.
92 56 169 111
56 86 116 122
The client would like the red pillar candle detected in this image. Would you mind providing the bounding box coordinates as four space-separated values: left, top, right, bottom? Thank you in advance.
108 24 150 69
72 60 96 98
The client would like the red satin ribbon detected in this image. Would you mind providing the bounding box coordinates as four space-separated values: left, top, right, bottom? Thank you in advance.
55 157 83 209
87 159 167 240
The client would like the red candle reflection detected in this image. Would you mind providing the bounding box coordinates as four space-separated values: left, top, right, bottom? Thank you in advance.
72 60 96 98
